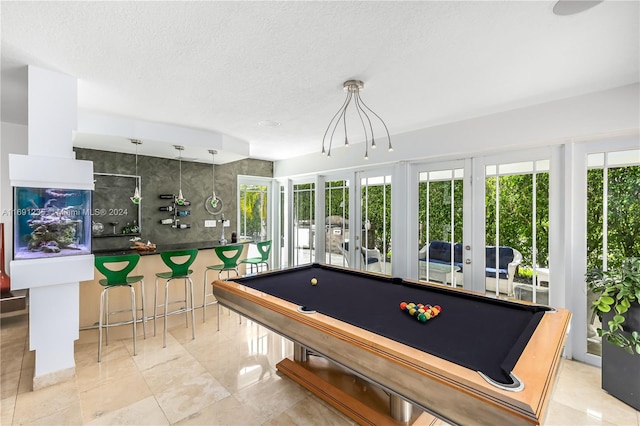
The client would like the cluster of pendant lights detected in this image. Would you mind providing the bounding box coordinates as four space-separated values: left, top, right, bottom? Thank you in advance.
127 141 188 206
130 142 220 215
321 80 393 159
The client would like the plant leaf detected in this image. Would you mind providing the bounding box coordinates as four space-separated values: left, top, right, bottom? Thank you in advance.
598 303 612 313
599 296 615 305
615 304 629 315
613 314 626 324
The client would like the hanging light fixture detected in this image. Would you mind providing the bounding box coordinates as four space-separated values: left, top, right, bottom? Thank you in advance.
174 145 187 205
321 80 393 159
130 139 142 204
205 149 224 215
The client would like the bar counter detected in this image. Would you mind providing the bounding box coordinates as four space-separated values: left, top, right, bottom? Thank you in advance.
80 240 252 330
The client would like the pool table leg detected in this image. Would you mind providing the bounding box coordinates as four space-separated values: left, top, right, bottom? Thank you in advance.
390 394 413 422
293 342 308 362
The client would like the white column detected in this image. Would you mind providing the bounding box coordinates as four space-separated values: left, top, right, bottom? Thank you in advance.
391 161 410 278
8 66 94 389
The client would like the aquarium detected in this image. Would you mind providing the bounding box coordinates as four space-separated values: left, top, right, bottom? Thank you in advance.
13 187 92 260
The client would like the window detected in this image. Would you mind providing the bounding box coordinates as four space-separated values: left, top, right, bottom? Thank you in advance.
586 148 640 356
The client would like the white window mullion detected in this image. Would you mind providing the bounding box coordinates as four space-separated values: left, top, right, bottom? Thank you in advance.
602 160 609 272
426 177 431 280
494 170 500 296
532 166 538 303
450 175 455 287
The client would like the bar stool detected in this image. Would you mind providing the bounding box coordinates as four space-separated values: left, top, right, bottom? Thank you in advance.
94 254 146 362
203 244 243 326
154 249 198 348
240 240 272 275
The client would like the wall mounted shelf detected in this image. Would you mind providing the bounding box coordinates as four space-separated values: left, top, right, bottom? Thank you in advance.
93 233 141 239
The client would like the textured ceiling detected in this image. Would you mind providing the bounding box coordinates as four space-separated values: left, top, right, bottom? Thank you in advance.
1 1 638 162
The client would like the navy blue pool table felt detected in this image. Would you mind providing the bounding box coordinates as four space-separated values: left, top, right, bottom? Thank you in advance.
234 263 549 387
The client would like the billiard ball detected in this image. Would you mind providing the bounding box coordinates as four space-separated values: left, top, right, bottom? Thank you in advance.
311 278 318 285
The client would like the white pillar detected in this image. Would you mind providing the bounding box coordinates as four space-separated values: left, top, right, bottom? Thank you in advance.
8 66 94 389
391 161 410 278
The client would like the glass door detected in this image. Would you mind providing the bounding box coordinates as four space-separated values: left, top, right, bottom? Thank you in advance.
239 176 276 270
292 181 316 266
239 181 269 242
359 172 392 275
417 166 465 287
324 178 350 268
585 147 640 357
484 160 550 302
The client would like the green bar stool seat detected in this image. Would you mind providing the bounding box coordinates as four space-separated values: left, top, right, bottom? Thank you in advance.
203 244 244 327
240 240 272 275
95 254 146 362
154 249 198 348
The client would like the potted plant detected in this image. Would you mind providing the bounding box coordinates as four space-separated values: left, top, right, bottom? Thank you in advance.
586 257 640 410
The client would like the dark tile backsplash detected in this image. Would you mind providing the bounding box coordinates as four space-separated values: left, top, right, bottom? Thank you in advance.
75 148 273 251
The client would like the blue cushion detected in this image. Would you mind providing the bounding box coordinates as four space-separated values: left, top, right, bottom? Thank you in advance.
420 241 465 271
426 241 464 263
429 241 451 262
420 242 517 279
485 267 509 279
485 246 515 270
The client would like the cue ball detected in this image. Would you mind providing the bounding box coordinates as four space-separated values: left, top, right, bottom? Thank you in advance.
311 278 318 285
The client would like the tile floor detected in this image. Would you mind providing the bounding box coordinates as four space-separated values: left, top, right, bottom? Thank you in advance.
1 307 639 426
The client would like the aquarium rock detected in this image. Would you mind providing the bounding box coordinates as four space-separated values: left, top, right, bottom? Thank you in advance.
42 241 61 253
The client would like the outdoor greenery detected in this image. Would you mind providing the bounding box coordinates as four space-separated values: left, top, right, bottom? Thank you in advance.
325 181 348 219
284 164 640 278
293 183 316 228
239 184 268 239
418 179 463 248
486 173 550 269
361 182 391 255
587 166 640 271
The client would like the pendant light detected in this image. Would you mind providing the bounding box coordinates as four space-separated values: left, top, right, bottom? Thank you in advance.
175 145 186 205
321 80 392 160
205 149 224 215
130 139 142 204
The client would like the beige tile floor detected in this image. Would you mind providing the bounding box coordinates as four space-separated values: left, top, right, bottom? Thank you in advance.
1 307 639 426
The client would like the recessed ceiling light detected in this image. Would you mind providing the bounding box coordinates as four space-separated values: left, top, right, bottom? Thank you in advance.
258 120 281 127
553 0 603 16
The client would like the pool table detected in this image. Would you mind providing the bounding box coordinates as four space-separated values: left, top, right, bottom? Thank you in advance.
212 263 570 425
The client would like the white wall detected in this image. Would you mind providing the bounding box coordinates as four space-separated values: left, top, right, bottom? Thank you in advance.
0 121 28 273
274 83 640 177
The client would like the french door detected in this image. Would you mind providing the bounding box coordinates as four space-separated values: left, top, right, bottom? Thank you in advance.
359 170 392 275
321 169 392 274
291 181 316 266
483 158 550 302
324 177 350 268
412 160 470 287
572 138 640 365
238 176 277 269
